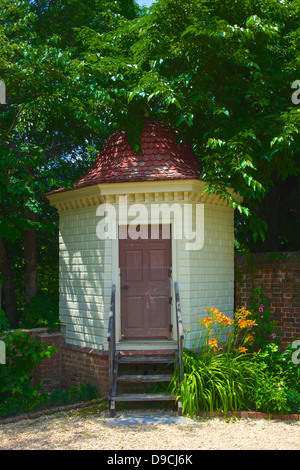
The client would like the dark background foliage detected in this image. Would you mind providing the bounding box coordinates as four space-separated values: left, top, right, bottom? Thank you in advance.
0 0 299 328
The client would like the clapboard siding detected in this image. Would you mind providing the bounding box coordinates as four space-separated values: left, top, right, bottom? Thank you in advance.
59 206 111 349
54 185 235 351
176 203 234 349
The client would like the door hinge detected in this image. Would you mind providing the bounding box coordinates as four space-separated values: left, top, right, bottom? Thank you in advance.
169 296 172 304
169 324 173 332
168 269 172 277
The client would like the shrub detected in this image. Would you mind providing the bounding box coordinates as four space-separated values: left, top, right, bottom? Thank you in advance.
170 307 264 416
170 348 264 417
243 341 300 415
0 310 98 418
246 374 289 415
49 383 98 406
0 310 57 417
0 383 99 418
0 330 57 398
250 286 281 350
252 342 300 390
48 388 70 407
75 383 99 402
286 390 300 414
171 306 299 417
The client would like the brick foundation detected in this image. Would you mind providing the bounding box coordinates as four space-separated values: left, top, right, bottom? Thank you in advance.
60 342 109 398
235 252 300 348
11 328 109 396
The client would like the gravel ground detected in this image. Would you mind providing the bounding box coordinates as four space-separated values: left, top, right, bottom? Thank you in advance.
0 405 299 451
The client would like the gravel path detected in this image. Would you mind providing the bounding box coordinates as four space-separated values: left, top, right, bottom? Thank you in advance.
0 405 299 450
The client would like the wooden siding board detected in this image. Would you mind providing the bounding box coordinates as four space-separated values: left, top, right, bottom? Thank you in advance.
177 202 234 349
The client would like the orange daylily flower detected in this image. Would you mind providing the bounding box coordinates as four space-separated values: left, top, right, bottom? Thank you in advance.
201 316 213 327
217 313 233 326
208 338 218 349
210 308 219 315
238 318 256 329
245 334 254 343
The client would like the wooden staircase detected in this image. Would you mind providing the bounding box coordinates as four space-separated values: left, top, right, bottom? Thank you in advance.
107 283 184 418
109 351 181 417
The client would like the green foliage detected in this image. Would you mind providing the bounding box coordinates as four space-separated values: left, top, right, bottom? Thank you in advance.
0 330 56 401
0 309 9 333
170 307 262 416
0 328 57 417
1 0 299 330
286 390 300 414
0 383 99 418
250 286 282 349
22 294 59 331
0 308 97 418
170 348 264 417
171 303 300 417
0 0 138 326
172 342 300 417
49 383 98 406
246 342 299 414
253 343 300 391
48 388 70 407
21 0 298 236
247 374 289 415
0 391 48 418
108 0 300 243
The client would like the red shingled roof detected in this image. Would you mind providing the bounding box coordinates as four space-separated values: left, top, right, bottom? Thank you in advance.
50 118 202 194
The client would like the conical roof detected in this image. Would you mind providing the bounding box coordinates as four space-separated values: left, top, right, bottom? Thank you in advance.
74 118 202 188
48 118 202 196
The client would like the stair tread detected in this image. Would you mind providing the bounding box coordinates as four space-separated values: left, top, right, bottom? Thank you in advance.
117 355 175 364
117 374 173 383
114 393 177 402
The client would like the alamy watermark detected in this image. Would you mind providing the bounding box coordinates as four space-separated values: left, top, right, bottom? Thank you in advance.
0 80 5 104
0 340 5 364
292 340 300 365
96 196 204 251
291 80 300 105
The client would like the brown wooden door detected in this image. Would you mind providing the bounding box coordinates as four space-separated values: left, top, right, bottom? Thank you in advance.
119 225 172 340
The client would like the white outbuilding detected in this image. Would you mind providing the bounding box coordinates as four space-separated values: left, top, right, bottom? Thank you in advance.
46 117 237 408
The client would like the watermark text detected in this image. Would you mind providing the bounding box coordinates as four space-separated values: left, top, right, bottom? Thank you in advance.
0 80 5 104
291 80 300 105
96 196 204 251
292 340 300 365
0 340 5 364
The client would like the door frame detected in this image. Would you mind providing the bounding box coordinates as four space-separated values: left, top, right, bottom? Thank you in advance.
111 222 178 343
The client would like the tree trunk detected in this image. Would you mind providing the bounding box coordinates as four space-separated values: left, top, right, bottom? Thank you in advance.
0 236 18 328
23 207 38 305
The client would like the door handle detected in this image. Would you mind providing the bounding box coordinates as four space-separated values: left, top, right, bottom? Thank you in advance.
122 285 129 290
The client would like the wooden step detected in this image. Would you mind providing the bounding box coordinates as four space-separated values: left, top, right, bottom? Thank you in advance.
114 393 177 402
117 374 173 383
117 355 175 364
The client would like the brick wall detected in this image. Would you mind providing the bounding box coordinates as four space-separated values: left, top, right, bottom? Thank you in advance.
27 328 63 391
235 252 300 348
60 342 109 397
21 328 109 396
